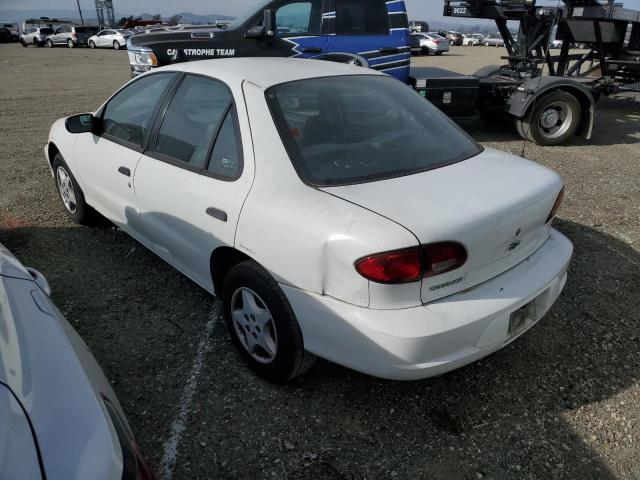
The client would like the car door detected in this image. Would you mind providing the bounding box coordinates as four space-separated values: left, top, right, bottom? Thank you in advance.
326 0 410 81
133 74 254 292
99 30 113 47
273 0 328 58
73 72 177 237
53 27 68 44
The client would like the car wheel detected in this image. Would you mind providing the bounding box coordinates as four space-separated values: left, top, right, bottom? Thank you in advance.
67 39 74 48
20 39 27 47
422 47 429 55
435 51 443 56
52 154 99 225
484 41 490 47
449 40 454 46
520 90 581 146
222 260 316 382
113 40 120 50
46 38 54 48
88 40 95 48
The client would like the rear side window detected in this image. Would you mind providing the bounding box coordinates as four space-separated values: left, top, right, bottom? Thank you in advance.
275 0 322 36
154 75 233 168
102 73 174 147
336 0 389 35
266 75 482 186
208 109 242 179
40 28 53 34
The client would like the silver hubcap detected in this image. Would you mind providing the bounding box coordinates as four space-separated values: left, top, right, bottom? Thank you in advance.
231 288 278 364
56 167 77 214
539 101 573 139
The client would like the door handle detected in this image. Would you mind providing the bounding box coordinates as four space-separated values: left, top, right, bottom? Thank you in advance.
206 207 228 222
118 166 131 177
379 47 400 54
302 47 323 53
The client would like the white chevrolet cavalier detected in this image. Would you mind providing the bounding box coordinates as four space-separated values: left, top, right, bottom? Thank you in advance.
45 58 573 381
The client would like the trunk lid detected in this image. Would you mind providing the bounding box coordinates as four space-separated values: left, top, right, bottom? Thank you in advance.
322 148 563 303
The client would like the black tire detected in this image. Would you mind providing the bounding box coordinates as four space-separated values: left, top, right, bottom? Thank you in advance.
88 40 96 49
67 39 74 48
20 39 27 47
421 47 429 55
520 90 582 146
34 38 42 48
113 40 120 50
52 154 99 225
46 38 54 48
222 260 316 382
435 51 443 56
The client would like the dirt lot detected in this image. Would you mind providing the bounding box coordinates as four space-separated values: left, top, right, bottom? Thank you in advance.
0 44 639 480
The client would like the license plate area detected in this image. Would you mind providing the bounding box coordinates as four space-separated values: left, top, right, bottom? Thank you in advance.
508 300 537 338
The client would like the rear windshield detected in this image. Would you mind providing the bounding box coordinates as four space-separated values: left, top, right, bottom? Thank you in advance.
266 75 482 187
40 28 54 34
76 27 100 33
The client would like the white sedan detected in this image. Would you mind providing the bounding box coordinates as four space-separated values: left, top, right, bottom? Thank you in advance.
88 28 132 50
44 58 573 382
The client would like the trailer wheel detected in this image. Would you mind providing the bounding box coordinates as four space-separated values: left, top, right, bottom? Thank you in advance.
517 90 581 146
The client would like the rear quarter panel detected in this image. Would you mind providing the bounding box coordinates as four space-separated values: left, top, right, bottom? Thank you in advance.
236 81 420 308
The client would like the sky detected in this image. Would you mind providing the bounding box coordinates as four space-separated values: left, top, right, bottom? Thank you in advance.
1 0 640 20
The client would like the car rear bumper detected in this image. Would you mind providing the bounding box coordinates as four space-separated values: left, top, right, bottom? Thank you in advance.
282 229 573 380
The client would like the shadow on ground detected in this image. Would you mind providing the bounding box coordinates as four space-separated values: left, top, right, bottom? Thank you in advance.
465 93 640 147
1 217 637 479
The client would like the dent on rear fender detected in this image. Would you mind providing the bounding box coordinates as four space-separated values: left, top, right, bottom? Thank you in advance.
320 233 370 308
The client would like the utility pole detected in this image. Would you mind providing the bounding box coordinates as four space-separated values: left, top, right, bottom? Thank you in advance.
75 0 85 26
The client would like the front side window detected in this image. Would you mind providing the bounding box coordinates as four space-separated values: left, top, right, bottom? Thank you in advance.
266 75 482 186
102 73 174 147
336 0 389 35
154 75 233 168
275 0 322 36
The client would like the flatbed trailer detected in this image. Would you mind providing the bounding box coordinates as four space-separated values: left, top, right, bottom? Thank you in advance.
407 0 639 145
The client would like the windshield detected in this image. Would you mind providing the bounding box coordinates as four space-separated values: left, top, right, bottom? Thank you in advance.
228 0 271 29
266 76 482 187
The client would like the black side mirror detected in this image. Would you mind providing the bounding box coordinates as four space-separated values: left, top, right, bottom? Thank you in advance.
65 113 96 134
245 9 275 38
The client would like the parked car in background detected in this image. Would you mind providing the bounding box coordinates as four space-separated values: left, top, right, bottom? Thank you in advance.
463 33 484 46
0 22 19 42
0 243 155 479
88 28 132 50
411 32 449 55
46 25 100 48
408 20 430 33
19 27 54 47
483 33 506 47
438 30 464 46
46 58 572 382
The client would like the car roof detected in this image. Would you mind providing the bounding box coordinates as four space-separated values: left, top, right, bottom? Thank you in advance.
156 57 386 89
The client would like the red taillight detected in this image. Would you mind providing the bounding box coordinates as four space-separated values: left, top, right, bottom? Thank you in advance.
355 248 422 284
355 242 467 284
546 186 565 223
422 242 468 278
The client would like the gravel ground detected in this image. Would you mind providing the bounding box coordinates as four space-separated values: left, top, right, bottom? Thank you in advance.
0 44 639 480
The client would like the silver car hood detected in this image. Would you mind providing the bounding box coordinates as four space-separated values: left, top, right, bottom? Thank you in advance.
0 243 32 280
0 383 43 479
0 257 124 478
